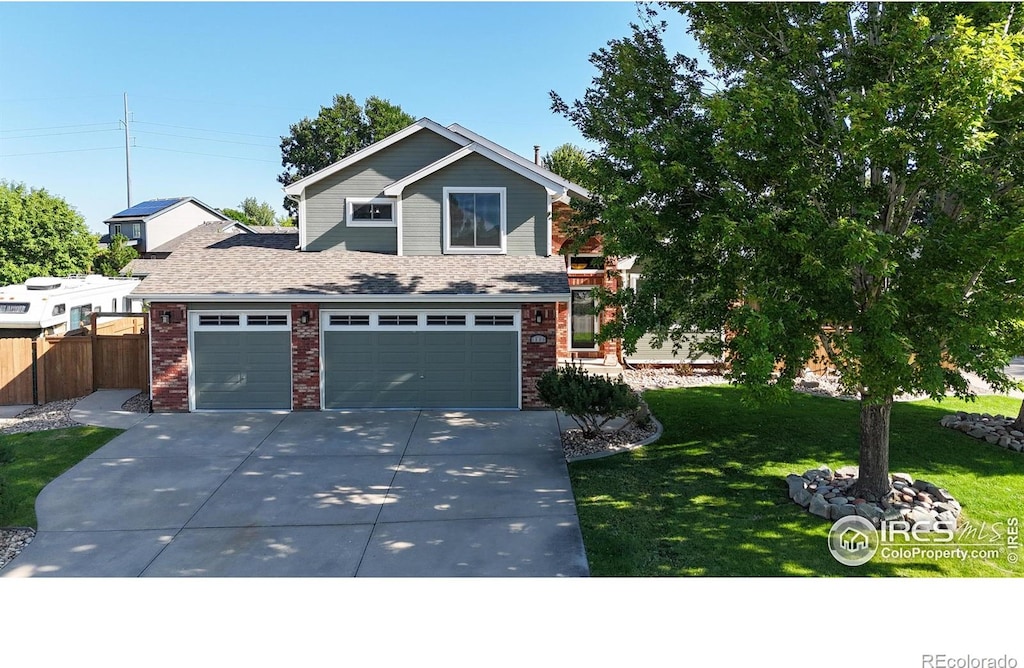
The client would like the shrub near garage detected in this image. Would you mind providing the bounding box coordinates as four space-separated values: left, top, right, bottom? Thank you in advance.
537 363 642 438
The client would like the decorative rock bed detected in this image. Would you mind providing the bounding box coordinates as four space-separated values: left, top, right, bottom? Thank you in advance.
786 466 961 531
939 412 1024 453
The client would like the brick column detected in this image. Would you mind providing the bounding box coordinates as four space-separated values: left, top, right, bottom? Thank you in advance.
291 303 321 410
555 302 569 359
521 303 558 409
150 302 189 412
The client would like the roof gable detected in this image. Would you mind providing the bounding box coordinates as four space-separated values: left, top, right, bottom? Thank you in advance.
382 143 567 197
282 118 471 196
446 123 591 200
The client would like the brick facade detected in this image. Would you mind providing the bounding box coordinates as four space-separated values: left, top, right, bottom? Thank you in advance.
149 302 189 412
291 303 321 410
551 202 620 363
520 302 557 409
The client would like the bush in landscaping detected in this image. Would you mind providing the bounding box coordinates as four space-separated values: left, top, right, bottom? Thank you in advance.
537 363 641 438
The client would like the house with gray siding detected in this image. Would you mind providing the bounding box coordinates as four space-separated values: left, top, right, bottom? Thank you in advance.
102 196 232 256
132 118 715 413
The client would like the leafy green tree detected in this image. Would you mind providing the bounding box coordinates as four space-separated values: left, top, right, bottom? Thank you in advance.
0 181 98 285
277 94 415 216
94 233 139 277
541 143 591 185
553 3 1024 498
241 197 277 226
221 208 248 224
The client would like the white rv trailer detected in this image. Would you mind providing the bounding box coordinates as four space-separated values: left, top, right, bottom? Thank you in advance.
0 275 143 338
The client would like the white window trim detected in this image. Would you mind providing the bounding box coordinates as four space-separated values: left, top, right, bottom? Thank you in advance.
346 197 397 228
570 287 600 351
568 253 605 274
442 187 507 255
190 310 291 332
321 309 520 332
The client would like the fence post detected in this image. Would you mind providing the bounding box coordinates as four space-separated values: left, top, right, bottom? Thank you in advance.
31 339 39 405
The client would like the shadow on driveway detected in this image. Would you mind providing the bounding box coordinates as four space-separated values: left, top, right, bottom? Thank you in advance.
4 411 589 577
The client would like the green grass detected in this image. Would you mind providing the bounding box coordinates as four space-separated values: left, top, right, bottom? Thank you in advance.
569 386 1024 577
0 426 122 527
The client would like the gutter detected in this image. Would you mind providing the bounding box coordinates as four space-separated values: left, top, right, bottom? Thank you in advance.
131 292 572 304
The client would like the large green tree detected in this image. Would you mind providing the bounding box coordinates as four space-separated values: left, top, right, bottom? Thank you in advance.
277 94 415 216
0 181 99 285
93 233 138 277
553 3 1024 499
542 143 591 184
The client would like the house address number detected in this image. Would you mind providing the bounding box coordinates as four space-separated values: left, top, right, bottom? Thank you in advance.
529 334 547 344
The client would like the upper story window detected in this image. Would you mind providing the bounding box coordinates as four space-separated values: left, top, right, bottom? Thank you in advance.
346 197 396 227
111 222 141 239
443 187 506 254
568 255 605 272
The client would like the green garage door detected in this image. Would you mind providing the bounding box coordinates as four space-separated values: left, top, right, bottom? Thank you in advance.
193 330 292 410
324 330 518 409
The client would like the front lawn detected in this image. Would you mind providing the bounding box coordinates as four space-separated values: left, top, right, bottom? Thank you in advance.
569 386 1023 577
0 426 122 527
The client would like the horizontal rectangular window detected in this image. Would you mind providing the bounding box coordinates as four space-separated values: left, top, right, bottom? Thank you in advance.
198 315 241 327
426 315 467 326
378 315 419 326
569 255 605 272
0 303 29 314
329 314 371 326
474 315 515 326
52 303 66 316
247 315 288 327
347 197 397 227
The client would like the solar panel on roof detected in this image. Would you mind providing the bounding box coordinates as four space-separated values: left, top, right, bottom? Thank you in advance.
110 197 184 218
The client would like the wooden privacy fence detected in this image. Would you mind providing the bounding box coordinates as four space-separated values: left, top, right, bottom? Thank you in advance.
0 316 149 406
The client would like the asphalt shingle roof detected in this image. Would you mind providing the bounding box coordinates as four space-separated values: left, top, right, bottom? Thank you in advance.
131 225 569 298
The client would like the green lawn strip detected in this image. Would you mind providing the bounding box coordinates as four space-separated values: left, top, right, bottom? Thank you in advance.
569 386 1023 577
0 426 123 528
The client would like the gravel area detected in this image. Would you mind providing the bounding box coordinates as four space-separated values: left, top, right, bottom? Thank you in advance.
0 528 33 571
0 397 84 435
121 391 151 414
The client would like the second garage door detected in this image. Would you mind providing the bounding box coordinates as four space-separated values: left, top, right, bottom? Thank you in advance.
322 311 519 409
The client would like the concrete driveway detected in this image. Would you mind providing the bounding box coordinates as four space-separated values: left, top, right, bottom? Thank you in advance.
4 410 589 577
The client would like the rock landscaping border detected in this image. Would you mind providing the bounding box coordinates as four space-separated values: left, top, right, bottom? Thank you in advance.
561 415 663 462
940 412 1024 453
786 466 961 531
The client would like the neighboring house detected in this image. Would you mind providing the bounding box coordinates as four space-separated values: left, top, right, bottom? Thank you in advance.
101 196 232 256
120 220 257 278
131 118 717 413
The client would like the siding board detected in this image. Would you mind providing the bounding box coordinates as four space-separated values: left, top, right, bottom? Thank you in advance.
402 154 548 256
305 131 462 251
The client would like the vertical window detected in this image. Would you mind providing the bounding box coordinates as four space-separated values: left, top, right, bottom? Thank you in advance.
570 289 597 349
443 187 506 253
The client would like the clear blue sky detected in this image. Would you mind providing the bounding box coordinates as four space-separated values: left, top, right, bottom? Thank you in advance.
0 1 696 233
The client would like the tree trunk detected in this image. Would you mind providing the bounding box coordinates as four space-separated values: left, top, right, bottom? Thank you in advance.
1013 399 1024 432
857 394 893 500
